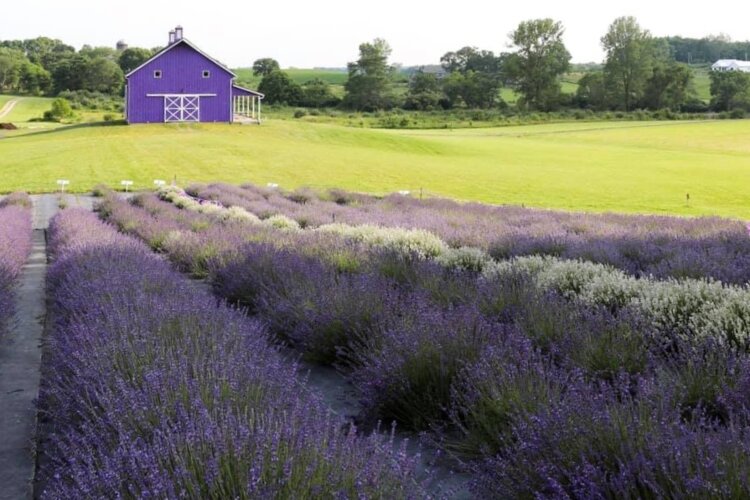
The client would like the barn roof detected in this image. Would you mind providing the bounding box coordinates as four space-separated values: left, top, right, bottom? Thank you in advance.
125 38 237 79
233 84 265 98
712 59 750 70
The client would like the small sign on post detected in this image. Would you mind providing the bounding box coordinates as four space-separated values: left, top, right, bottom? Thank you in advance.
56 179 70 193
153 179 166 188
267 183 279 189
121 180 134 193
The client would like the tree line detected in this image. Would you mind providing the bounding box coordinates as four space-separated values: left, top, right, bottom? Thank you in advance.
3 19 750 115
256 17 750 114
0 37 156 96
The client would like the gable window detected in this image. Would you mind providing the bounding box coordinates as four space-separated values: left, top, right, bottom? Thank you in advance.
154 70 162 79
202 70 211 78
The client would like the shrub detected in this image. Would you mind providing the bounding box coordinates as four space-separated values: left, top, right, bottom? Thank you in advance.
43 98 74 122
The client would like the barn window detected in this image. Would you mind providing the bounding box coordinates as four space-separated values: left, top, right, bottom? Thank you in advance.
202 70 211 78
154 70 162 79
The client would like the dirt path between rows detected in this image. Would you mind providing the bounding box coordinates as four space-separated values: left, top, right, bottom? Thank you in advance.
0 99 21 121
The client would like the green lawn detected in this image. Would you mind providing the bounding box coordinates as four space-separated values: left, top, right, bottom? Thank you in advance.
1 96 54 123
1 118 750 219
692 65 712 103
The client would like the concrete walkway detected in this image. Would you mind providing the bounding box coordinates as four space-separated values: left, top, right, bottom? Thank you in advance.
0 228 47 499
0 194 95 500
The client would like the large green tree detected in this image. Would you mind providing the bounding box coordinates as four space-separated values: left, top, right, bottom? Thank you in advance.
252 58 280 78
710 71 750 111
343 39 395 110
258 70 303 105
118 47 154 74
404 70 443 110
440 47 500 75
601 17 653 111
575 72 608 110
642 62 692 110
300 78 339 107
52 54 123 94
505 19 571 111
0 47 24 92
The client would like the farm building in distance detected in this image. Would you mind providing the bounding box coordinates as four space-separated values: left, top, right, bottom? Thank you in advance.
124 26 263 124
711 59 750 72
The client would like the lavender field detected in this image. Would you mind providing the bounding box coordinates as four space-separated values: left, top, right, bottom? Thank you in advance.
0 183 746 497
39 209 425 498
43 185 743 498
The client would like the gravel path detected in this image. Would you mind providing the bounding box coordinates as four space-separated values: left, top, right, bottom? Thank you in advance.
0 99 20 121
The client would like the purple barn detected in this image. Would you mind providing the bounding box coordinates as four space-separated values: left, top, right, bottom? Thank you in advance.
125 26 263 124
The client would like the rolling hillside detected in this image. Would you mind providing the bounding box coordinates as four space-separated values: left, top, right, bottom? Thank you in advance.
1 118 749 219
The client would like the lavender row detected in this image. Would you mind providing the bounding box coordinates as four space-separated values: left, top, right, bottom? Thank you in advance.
39 208 424 498
99 194 750 497
188 182 750 285
131 190 750 349
0 193 33 337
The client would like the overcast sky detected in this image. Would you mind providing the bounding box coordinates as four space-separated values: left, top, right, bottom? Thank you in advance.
4 1 750 68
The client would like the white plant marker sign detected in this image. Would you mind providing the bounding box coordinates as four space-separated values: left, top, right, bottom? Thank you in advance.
121 180 134 192
398 190 411 196
154 179 166 188
56 179 70 193
267 183 279 189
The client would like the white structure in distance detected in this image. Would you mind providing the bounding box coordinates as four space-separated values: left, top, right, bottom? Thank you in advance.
711 60 750 72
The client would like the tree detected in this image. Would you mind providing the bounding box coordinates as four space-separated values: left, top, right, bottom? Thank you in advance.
52 54 123 94
258 70 303 105
82 57 123 93
0 47 24 92
343 38 395 110
642 63 692 110
505 19 571 111
575 72 608 110
300 78 339 107
19 61 52 94
252 58 280 77
440 47 499 75
601 17 653 111
404 70 443 110
118 47 153 74
710 71 750 111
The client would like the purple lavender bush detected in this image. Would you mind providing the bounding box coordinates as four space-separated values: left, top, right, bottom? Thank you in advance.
97 190 750 497
471 371 750 498
40 209 425 498
190 183 750 285
0 196 33 337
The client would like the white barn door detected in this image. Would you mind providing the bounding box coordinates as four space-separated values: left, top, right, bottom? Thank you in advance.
164 95 200 122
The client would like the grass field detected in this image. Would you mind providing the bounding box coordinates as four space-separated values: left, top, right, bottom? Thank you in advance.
2 117 750 219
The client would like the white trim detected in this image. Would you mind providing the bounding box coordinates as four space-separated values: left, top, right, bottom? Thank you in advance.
154 70 162 79
125 38 237 79
147 93 216 97
202 70 211 78
232 84 265 98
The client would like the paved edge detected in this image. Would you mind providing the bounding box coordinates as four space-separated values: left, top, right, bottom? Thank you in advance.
0 229 47 500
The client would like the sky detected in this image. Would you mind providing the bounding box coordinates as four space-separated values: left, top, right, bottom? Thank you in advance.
3 1 750 68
